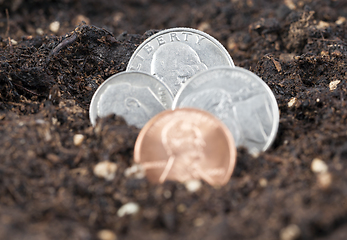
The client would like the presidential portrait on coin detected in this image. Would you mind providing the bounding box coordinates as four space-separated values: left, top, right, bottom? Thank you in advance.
97 82 166 128
180 88 273 147
151 42 207 95
158 119 222 184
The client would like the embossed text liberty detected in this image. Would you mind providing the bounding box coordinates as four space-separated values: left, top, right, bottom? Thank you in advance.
127 28 234 95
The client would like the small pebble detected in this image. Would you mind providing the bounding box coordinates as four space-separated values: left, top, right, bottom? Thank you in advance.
336 16 346 25
177 204 186 213
51 117 58 125
36 28 44 35
185 179 202 192
329 80 340 91
73 134 85 146
311 158 328 173
316 21 330 30
117 202 140 217
288 97 296 108
113 12 124 25
193 218 205 227
198 22 210 32
320 50 329 56
73 14 90 26
259 178 268 187
49 21 60 33
284 0 296 10
10 39 18 45
280 224 301 240
124 164 145 179
163 190 172 199
35 119 45 125
97 230 117 240
93 161 118 181
227 37 237 50
317 172 332 189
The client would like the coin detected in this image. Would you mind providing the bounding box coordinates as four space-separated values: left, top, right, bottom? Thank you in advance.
126 27 234 96
134 108 237 186
173 67 279 155
89 72 173 128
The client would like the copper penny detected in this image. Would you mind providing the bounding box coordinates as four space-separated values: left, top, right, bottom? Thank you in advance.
134 108 237 186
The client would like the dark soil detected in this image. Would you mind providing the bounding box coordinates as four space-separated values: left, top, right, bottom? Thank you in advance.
0 0 347 239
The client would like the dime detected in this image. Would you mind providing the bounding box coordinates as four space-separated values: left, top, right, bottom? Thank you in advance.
126 27 234 96
89 72 173 128
173 67 279 155
134 108 237 186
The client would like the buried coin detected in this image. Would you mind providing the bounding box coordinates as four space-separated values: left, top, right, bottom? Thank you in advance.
89 72 173 128
173 67 279 155
134 108 237 186
126 27 234 96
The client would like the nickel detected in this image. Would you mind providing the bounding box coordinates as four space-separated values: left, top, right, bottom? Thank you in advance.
89 72 173 128
173 67 280 155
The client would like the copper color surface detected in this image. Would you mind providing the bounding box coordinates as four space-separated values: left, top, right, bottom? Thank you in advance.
134 108 237 186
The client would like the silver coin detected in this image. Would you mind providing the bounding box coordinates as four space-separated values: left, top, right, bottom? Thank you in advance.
172 67 279 155
126 27 234 96
89 72 174 128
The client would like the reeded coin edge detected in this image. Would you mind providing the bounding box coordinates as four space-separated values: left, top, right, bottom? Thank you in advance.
134 108 237 186
89 71 174 126
172 66 280 153
126 27 235 71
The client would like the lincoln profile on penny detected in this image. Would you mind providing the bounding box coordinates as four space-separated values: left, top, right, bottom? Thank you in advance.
151 42 208 94
142 119 223 185
134 108 236 186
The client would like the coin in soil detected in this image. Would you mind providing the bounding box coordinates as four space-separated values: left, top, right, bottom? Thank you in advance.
126 27 234 96
89 72 173 128
173 67 279 155
134 108 237 186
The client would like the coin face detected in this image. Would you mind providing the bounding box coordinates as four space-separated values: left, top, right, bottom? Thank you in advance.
89 72 173 128
126 27 234 96
134 108 237 186
173 67 279 155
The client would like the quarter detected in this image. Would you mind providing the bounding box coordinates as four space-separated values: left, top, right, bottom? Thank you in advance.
134 108 237 186
173 67 279 155
126 27 234 96
89 72 173 128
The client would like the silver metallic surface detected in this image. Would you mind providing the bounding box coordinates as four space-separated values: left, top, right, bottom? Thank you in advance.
89 72 173 128
126 27 234 96
173 67 279 155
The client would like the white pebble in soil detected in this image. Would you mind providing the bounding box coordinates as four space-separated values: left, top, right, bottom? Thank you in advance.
93 161 118 181
317 172 332 189
49 21 60 33
329 80 340 91
185 179 202 192
311 158 328 173
36 28 44 35
288 97 296 108
73 134 85 146
117 202 140 217
97 229 117 240
280 224 301 240
124 164 145 179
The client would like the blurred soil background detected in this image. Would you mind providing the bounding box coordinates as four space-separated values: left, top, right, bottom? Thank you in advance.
0 0 347 239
